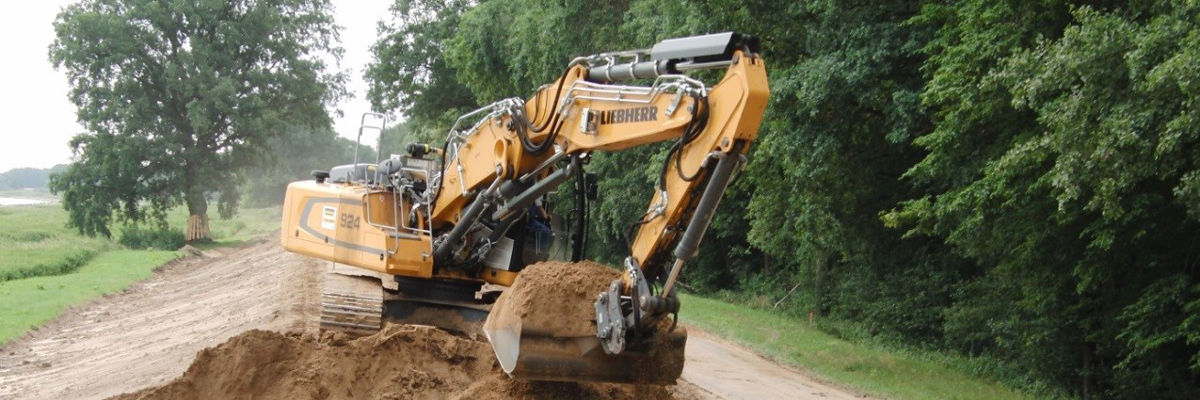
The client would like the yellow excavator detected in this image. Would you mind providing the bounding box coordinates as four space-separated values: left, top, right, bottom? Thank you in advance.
280 32 768 384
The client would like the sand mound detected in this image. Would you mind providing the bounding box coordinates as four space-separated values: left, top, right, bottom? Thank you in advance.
113 324 682 400
489 260 621 337
111 325 492 400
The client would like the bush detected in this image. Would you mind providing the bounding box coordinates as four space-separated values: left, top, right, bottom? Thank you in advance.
118 226 185 250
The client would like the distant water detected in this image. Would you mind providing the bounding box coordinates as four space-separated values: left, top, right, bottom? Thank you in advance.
0 197 48 206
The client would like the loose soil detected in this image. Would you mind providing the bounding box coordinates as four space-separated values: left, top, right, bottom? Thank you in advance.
0 236 864 400
114 325 681 400
487 260 619 337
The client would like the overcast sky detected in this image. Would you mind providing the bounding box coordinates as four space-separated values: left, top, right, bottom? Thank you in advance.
0 0 395 173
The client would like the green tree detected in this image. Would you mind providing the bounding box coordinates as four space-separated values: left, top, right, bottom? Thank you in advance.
365 0 478 134
49 0 345 240
364 0 1200 395
646 1 968 342
892 1 1200 397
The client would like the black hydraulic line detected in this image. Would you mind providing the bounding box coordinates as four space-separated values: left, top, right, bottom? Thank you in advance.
625 93 710 256
532 66 572 132
571 165 586 262
651 93 708 192
487 217 519 244
515 66 573 156
675 95 710 182
514 111 547 155
582 197 589 260
517 102 572 157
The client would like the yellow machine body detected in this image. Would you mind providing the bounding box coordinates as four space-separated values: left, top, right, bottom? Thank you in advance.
281 180 520 286
280 32 769 384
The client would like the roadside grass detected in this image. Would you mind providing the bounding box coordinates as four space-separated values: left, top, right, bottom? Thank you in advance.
680 293 1036 400
0 250 180 345
0 206 110 281
160 206 281 248
0 204 282 346
0 205 278 281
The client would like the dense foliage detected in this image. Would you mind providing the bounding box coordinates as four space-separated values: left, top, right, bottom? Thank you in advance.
889 1 1200 396
366 0 1198 397
48 0 345 239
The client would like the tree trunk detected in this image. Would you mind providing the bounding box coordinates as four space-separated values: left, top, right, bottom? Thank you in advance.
813 251 829 318
1082 341 1094 400
186 214 209 242
185 189 211 242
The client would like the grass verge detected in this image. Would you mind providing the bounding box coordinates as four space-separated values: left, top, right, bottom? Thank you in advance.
0 205 110 280
161 206 281 248
0 204 282 347
0 250 180 345
679 293 1035 400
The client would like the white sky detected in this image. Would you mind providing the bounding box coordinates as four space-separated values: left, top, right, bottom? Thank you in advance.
0 0 395 173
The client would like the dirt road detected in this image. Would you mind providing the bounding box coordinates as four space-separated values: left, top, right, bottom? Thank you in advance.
682 330 861 400
0 238 862 399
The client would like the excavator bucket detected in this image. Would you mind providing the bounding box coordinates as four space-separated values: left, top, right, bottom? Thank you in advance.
482 261 686 384
484 314 685 383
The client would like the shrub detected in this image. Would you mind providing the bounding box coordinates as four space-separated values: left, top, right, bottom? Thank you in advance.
118 226 185 250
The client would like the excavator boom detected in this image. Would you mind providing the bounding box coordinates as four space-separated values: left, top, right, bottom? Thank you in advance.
477 32 768 383
280 32 768 384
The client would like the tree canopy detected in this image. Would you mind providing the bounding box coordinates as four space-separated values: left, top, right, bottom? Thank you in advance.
364 0 477 135
366 0 1200 397
49 0 345 239
889 1 1200 395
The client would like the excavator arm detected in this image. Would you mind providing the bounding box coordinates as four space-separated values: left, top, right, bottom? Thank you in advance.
427 32 769 383
281 31 768 385
430 33 767 277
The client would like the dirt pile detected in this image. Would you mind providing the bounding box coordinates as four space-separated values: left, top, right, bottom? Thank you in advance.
489 260 621 337
112 323 686 400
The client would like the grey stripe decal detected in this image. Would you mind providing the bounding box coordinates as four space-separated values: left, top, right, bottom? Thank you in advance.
298 196 386 255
